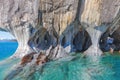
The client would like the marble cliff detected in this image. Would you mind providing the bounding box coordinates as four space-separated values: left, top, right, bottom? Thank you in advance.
0 0 120 58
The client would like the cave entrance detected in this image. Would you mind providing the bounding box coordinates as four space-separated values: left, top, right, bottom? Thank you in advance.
61 29 92 53
73 30 92 52
99 27 120 52
0 31 18 60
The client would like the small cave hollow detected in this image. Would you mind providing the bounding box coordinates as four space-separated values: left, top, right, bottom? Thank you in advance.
72 30 92 52
61 30 92 53
99 28 120 52
28 31 57 51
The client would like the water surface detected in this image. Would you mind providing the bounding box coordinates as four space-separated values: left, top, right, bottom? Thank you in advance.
6 53 120 80
0 40 18 60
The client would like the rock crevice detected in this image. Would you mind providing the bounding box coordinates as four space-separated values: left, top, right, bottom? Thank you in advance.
0 0 120 58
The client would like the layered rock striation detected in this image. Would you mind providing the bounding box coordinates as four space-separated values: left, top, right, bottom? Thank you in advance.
0 0 120 58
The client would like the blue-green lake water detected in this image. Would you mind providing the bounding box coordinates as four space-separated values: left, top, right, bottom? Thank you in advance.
0 41 18 60
4 53 120 80
0 41 120 80
0 41 18 80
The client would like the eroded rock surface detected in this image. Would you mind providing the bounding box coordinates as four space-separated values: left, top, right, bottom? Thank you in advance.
1 0 120 80
0 0 119 58
20 52 36 65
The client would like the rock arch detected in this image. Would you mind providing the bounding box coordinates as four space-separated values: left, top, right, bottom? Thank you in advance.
0 0 119 58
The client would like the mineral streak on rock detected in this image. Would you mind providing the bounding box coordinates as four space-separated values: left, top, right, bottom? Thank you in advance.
0 0 120 58
21 52 36 65
36 52 47 65
81 0 120 56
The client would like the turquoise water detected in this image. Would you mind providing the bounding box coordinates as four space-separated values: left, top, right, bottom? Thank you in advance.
0 58 20 80
0 41 18 79
0 41 120 80
5 53 120 80
0 41 18 60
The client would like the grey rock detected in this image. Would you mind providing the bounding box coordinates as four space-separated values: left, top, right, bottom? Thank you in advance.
0 0 119 58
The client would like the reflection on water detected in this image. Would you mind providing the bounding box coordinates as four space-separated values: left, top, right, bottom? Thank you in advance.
0 58 20 80
1 53 120 80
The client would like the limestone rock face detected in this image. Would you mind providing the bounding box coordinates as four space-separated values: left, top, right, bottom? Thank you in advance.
0 0 39 57
81 0 120 56
81 0 120 26
0 0 120 58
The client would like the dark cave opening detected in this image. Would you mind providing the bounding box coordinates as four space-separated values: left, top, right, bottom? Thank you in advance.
100 27 120 52
61 30 92 53
73 30 92 52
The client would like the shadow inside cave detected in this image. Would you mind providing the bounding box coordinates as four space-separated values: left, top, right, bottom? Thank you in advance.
99 27 120 52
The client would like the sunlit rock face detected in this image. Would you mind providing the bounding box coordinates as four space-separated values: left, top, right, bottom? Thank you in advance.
0 0 120 58
0 0 39 57
81 0 120 25
81 0 120 56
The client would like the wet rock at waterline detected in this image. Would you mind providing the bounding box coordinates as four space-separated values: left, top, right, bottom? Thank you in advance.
21 52 36 65
36 53 47 65
20 52 49 65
